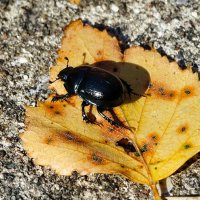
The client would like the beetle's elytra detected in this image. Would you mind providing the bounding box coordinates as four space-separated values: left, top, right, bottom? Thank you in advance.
52 58 140 127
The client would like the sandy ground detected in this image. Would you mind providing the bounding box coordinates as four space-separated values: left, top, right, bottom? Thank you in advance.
0 0 200 199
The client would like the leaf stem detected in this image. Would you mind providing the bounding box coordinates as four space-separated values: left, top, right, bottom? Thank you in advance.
119 106 161 199
150 184 161 200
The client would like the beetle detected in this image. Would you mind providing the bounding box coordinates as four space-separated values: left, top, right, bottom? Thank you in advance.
51 58 141 127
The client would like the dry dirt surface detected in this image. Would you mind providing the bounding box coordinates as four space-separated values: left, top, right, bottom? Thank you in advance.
0 0 199 199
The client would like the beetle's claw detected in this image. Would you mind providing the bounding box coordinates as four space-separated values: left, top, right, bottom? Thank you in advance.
83 117 94 124
82 115 102 126
52 96 63 102
52 94 71 102
51 96 59 102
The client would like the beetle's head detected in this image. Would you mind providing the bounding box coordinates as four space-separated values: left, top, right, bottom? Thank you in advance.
58 67 74 82
50 57 75 83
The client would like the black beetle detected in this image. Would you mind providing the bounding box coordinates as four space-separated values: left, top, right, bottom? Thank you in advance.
52 58 141 126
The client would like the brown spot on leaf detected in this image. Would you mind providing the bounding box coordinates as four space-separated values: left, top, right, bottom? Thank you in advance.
45 131 84 146
148 133 160 146
148 133 159 140
54 111 60 115
44 137 53 145
139 133 160 157
138 165 144 169
64 131 84 145
182 86 195 99
140 144 148 153
97 50 103 56
91 153 103 165
183 143 192 150
158 87 165 96
149 82 176 101
45 103 61 113
185 90 191 95
176 123 189 134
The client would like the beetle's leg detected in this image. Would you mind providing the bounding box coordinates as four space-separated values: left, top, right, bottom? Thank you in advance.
52 93 72 102
120 78 146 97
81 101 93 123
97 107 121 127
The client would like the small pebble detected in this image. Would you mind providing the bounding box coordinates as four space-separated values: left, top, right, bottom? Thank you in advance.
110 4 119 12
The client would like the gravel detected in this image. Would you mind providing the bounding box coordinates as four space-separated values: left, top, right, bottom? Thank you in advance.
0 0 199 199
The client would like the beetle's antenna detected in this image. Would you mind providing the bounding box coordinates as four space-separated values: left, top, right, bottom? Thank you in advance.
49 77 60 84
65 57 69 68
82 53 86 64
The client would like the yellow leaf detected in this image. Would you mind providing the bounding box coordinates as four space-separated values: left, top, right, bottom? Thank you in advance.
20 20 200 199
69 0 81 5
124 47 200 181
21 96 149 185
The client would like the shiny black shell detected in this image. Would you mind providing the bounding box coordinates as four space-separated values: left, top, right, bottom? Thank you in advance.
61 66 125 109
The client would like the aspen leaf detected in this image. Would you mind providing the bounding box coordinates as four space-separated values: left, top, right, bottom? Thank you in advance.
20 20 200 199
69 0 81 5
